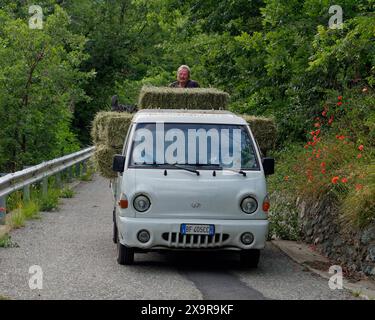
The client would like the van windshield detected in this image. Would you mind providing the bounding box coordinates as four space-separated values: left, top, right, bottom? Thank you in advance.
128 123 260 170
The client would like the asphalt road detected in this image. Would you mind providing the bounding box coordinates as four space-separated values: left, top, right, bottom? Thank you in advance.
0 175 357 300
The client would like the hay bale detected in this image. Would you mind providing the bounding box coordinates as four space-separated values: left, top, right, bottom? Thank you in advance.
138 86 230 110
93 144 122 179
91 112 113 144
103 113 133 147
91 112 133 147
241 115 277 155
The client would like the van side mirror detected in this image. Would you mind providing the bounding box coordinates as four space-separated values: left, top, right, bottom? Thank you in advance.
262 157 275 176
113 155 126 173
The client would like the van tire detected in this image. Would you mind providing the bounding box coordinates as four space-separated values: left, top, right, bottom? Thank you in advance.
113 209 118 244
240 249 260 268
113 222 118 244
117 233 134 265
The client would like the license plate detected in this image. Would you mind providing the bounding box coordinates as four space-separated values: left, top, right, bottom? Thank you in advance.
180 224 215 235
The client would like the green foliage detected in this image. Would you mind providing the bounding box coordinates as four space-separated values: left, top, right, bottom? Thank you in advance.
10 209 25 228
22 200 41 220
38 188 60 212
268 192 301 241
60 187 75 198
0 5 93 172
0 235 18 248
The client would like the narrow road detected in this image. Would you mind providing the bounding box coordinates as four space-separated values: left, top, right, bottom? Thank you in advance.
0 175 357 300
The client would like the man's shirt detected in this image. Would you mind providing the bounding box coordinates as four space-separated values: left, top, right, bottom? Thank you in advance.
169 80 200 88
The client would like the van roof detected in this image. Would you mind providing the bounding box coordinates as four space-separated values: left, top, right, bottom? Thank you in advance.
132 109 247 125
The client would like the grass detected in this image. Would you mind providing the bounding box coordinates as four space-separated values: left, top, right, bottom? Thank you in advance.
38 188 60 212
352 291 361 298
80 165 95 182
0 295 11 300
22 200 40 220
10 209 25 229
60 187 75 198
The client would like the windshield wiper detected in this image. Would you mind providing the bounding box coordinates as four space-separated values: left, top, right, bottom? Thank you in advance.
134 162 200 176
172 164 200 176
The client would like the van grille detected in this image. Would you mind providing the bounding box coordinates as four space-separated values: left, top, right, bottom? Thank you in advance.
162 232 229 248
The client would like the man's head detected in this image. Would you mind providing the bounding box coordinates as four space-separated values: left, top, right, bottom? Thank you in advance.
177 65 191 86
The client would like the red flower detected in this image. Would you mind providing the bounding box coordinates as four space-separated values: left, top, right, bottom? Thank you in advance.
316 153 320 159
314 122 321 128
355 184 363 191
358 145 364 151
304 145 309 149
328 116 334 125
315 129 321 135
284 176 289 181
322 110 327 117
357 154 362 159
336 135 345 140
320 162 326 168
321 169 326 174
331 176 339 184
337 101 343 106
341 177 348 183
338 96 343 100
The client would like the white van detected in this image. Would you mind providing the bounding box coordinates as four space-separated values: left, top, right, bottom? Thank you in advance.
112 109 274 267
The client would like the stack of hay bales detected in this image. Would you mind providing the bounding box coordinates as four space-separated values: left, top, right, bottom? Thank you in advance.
91 112 133 179
240 115 277 155
138 86 230 110
92 86 277 178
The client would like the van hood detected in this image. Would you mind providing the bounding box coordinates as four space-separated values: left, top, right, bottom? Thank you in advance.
131 169 267 220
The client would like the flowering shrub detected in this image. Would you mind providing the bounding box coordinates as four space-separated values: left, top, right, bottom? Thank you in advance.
295 93 374 228
269 89 375 230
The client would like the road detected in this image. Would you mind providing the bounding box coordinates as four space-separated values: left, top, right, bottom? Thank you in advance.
0 175 357 300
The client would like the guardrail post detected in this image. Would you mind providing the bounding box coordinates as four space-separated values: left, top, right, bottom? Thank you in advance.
75 163 81 177
82 161 87 175
42 177 48 196
0 197 6 225
23 185 30 202
67 167 73 182
56 172 62 189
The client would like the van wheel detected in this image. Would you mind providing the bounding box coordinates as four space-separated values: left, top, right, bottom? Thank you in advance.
240 249 260 268
113 221 118 243
117 233 134 265
113 209 118 244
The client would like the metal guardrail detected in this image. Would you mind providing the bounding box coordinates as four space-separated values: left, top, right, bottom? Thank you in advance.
0 147 95 223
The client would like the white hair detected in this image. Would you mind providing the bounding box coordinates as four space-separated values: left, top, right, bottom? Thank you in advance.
177 65 191 77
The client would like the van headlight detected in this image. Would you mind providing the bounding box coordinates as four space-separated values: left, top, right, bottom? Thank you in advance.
241 196 258 214
133 195 151 212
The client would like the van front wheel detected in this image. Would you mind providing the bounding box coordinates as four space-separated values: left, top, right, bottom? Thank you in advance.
117 233 134 265
240 249 260 268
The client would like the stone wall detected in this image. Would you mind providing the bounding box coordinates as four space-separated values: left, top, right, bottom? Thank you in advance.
297 196 375 277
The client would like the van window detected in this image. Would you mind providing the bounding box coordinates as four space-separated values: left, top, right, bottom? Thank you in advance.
128 123 260 170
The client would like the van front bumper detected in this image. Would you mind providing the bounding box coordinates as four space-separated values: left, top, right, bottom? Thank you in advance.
117 217 268 251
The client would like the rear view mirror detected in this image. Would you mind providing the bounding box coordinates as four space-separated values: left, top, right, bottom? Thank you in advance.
113 155 126 173
262 157 275 176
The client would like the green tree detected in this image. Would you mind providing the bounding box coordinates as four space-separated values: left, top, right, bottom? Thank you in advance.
0 6 94 172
